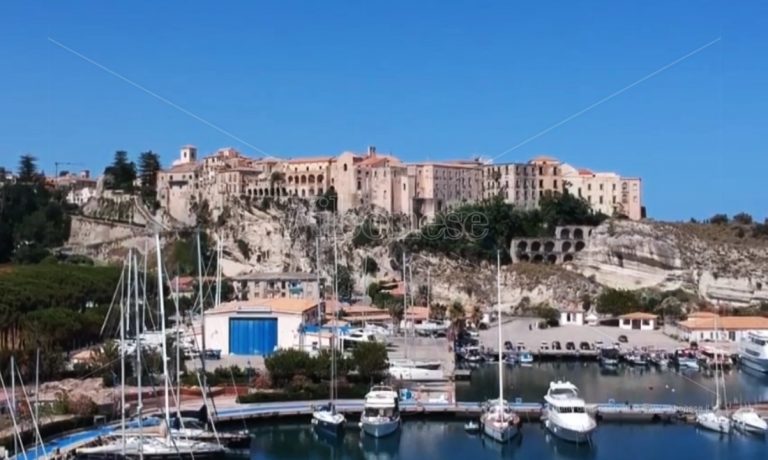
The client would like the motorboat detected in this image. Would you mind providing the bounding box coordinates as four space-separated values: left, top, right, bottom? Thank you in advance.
625 352 648 366
480 400 520 443
676 350 700 370
312 403 346 437
503 353 517 365
599 346 620 366
388 358 441 370
359 385 400 438
388 363 444 381
739 331 768 373
543 381 597 444
519 351 534 365
413 320 450 337
480 251 520 444
464 420 480 433
731 407 768 434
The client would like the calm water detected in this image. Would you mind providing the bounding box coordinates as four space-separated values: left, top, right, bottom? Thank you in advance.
457 362 768 407
240 362 768 459
248 421 766 460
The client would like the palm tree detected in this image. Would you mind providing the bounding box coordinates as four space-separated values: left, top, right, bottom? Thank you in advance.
448 300 465 336
470 305 483 329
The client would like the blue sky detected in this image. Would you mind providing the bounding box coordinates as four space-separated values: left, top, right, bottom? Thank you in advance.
1 1 766 221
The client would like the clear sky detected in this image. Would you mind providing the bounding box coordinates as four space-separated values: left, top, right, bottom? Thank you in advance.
1 1 766 221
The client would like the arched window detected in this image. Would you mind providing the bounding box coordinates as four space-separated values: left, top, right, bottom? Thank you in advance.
343 163 348 172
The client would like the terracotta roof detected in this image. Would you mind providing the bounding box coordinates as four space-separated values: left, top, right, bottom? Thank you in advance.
687 311 719 318
678 316 768 331
164 163 199 173
210 298 318 316
578 168 594 176
619 312 658 320
286 156 333 164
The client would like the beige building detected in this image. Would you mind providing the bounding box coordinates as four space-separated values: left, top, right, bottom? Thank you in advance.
231 272 322 301
156 145 645 225
561 164 643 219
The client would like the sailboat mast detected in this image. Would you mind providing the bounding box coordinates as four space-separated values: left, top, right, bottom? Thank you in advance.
196 231 209 401
121 254 129 456
133 252 143 460
174 273 181 416
497 251 503 405
402 251 408 360
156 234 171 428
34 347 39 455
332 225 338 404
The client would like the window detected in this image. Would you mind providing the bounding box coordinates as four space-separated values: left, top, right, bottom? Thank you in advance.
613 183 616 191
357 180 361 190
343 163 348 172
599 196 604 204
599 183 604 191
554 179 558 189
587 184 592 191
539 179 544 187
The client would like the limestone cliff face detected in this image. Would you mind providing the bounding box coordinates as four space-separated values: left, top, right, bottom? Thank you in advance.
571 220 768 306
67 195 768 308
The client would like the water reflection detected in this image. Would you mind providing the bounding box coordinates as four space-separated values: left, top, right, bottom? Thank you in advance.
358 432 400 460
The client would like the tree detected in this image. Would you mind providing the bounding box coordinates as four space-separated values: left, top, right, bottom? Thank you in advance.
334 265 354 301
709 214 729 225
103 151 137 192
316 187 337 213
362 256 378 275
17 155 39 183
655 296 684 320
264 349 315 387
351 342 388 382
429 302 447 320
448 300 465 334
733 213 753 225
596 288 640 316
138 151 162 207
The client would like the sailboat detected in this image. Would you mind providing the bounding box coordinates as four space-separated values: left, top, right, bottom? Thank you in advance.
480 251 520 443
696 318 731 434
77 239 226 459
312 231 346 436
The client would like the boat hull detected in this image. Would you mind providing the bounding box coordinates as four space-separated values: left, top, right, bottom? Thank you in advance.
360 418 400 438
482 421 518 443
544 419 594 444
697 415 731 434
739 355 768 373
313 416 346 437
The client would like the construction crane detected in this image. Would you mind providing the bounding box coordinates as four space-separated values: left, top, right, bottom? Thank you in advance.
54 161 84 177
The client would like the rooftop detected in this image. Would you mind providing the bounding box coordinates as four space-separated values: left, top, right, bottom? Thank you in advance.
619 312 658 320
232 271 319 282
210 298 318 316
678 315 768 331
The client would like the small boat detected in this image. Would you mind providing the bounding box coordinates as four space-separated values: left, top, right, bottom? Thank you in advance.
731 407 768 434
359 385 401 438
464 420 480 433
503 353 517 365
312 403 346 437
625 352 648 366
739 331 768 373
543 381 597 444
697 411 731 434
519 351 534 365
599 346 620 367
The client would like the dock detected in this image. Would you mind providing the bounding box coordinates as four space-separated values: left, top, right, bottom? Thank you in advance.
211 399 687 424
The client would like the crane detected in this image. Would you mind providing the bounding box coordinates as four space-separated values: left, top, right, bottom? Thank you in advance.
54 161 84 177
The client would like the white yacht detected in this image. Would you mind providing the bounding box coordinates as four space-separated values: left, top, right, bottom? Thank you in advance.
739 331 768 373
359 385 401 437
388 358 441 370
76 432 225 459
413 320 450 336
543 381 597 444
388 360 444 381
697 411 731 434
731 407 768 434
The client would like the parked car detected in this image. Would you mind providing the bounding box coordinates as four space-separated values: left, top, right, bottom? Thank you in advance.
552 341 562 350
565 341 576 351
579 341 591 351
618 335 629 343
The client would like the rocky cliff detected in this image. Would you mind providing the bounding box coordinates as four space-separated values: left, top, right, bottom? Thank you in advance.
66 196 768 308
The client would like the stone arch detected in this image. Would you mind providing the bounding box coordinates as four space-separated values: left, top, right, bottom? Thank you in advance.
300 175 307 185
281 187 287 196
560 228 570 239
308 174 316 184
546 254 557 264
317 174 324 183
309 187 315 195
544 241 555 253
563 254 574 262
288 176 294 184
517 241 528 252
561 241 572 252
575 241 586 251
301 189 306 197
318 187 323 195
532 254 544 263
518 254 530 262
531 241 542 252
257 189 263 196
574 228 584 240
269 188 275 197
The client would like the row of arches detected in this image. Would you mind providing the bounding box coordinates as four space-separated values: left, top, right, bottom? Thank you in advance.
286 174 324 185
517 253 574 264
558 227 593 240
245 186 325 198
516 240 586 253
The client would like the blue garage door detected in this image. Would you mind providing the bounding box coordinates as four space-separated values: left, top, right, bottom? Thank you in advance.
229 318 278 355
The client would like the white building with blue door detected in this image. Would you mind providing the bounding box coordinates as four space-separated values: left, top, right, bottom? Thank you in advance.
204 298 321 356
